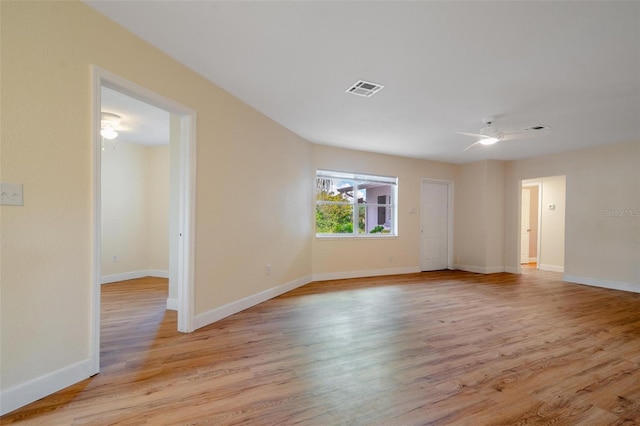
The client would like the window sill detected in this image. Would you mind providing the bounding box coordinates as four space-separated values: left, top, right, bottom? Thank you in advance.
315 234 398 240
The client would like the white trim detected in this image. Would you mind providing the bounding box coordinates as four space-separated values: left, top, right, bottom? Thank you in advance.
166 298 179 311
91 66 197 381
563 274 640 294
100 270 169 284
0 358 93 416
148 269 170 278
517 181 543 277
420 178 454 271
454 264 505 274
312 266 420 282
90 67 102 377
539 264 564 273
193 276 313 330
528 257 538 263
504 266 521 274
177 112 197 333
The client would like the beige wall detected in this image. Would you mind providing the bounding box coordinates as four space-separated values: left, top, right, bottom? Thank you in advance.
147 146 170 272
539 176 566 270
505 140 640 286
1 0 312 396
454 160 505 272
101 141 155 275
311 144 457 277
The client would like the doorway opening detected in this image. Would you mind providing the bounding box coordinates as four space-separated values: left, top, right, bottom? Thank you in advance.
91 66 196 375
100 85 172 286
520 176 566 273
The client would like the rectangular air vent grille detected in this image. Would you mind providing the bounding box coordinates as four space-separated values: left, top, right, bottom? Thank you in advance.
346 80 384 97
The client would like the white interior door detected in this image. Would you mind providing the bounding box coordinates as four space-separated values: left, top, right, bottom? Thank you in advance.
421 181 448 271
521 187 530 264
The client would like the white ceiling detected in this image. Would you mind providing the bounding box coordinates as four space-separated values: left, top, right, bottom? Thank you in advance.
101 86 169 146
87 1 639 163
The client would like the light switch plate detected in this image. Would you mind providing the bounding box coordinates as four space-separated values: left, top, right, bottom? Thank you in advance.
0 182 24 206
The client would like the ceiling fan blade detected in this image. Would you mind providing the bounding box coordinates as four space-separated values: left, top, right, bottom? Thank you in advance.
501 132 535 141
502 126 552 141
463 140 485 152
456 131 487 139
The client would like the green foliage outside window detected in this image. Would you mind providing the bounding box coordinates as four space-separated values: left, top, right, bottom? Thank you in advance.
315 190 353 234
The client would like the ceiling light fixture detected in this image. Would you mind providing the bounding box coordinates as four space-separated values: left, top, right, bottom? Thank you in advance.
101 126 118 140
101 112 121 140
479 137 499 145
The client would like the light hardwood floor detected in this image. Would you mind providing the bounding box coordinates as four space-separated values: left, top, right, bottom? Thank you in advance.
3 271 640 425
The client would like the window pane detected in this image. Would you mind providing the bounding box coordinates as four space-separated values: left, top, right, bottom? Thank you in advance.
316 177 355 202
316 204 354 234
362 183 393 233
316 170 396 236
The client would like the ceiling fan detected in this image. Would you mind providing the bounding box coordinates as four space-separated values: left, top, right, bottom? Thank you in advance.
457 117 550 151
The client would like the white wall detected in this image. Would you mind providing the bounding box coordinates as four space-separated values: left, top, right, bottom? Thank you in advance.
101 141 150 276
101 141 169 281
146 145 170 273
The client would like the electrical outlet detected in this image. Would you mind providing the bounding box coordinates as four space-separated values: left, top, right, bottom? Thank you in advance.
0 182 23 206
266 264 271 276
112 255 118 263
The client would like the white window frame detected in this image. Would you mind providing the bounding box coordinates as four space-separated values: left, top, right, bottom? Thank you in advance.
316 169 398 238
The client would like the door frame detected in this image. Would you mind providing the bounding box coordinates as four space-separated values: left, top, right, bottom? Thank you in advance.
520 181 542 272
520 187 531 264
420 178 454 271
90 66 197 374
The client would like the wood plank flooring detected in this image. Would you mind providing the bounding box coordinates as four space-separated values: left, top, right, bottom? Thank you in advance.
3 271 640 425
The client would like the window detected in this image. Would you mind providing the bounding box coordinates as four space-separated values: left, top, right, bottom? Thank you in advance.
316 170 397 236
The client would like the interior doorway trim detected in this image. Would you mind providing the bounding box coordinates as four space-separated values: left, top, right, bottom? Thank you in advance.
522 181 542 272
420 178 454 270
91 66 196 374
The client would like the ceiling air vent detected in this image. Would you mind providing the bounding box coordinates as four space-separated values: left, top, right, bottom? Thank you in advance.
524 124 551 132
346 80 384 97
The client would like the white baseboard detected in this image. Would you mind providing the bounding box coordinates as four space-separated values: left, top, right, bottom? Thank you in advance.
101 269 169 284
539 264 564 273
166 298 178 311
0 358 93 416
312 266 420 282
504 266 521 274
148 269 169 278
563 274 639 294
529 257 538 263
193 275 313 331
453 264 505 274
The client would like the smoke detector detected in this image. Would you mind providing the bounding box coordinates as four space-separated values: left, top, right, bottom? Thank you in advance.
345 80 384 97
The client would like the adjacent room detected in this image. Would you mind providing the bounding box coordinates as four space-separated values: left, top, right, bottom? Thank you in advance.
1 1 638 423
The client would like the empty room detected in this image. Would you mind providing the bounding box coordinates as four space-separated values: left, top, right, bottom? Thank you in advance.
1 1 639 424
